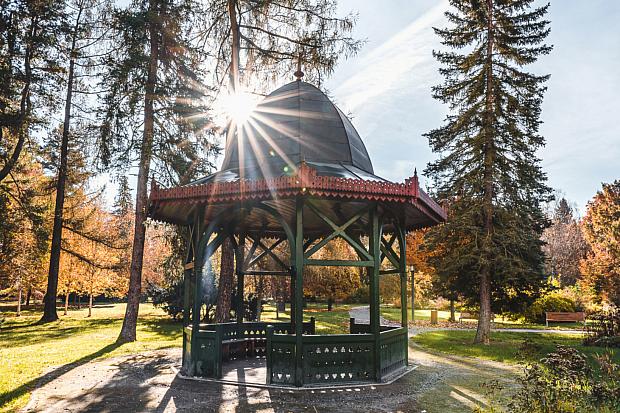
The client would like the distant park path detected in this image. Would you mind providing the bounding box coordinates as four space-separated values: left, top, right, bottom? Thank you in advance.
348 306 586 336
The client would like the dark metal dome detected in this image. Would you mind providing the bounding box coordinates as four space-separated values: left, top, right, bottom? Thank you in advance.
193 81 382 185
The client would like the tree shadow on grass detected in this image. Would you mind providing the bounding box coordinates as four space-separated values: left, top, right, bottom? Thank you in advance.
0 318 121 349
139 317 183 340
0 341 122 410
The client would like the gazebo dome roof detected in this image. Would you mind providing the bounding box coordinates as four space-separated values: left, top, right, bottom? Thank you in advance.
193 80 381 185
149 80 447 230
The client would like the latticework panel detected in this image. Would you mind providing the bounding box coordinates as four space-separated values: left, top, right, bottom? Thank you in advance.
268 336 296 385
302 335 375 384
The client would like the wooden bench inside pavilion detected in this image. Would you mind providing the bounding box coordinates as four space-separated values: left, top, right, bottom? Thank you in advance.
148 77 446 387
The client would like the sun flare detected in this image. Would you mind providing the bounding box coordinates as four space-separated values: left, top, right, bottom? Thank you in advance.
217 89 257 126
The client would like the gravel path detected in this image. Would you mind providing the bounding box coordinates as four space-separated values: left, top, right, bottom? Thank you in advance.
24 346 519 413
28 308 581 412
348 305 401 327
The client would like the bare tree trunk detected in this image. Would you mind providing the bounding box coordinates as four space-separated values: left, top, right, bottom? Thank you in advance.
227 0 240 91
215 238 235 322
64 292 69 316
41 6 82 323
118 0 159 342
16 284 22 316
449 299 455 323
256 276 264 321
215 0 241 323
88 291 93 317
26 288 31 306
475 0 495 345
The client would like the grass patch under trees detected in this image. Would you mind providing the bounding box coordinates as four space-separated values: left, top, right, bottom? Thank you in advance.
412 330 620 366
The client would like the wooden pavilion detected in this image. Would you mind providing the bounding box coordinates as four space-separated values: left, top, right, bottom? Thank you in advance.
148 79 446 387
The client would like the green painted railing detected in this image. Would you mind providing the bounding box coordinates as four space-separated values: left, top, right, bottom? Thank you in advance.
184 320 315 378
266 330 296 385
349 318 400 334
266 329 376 386
186 320 406 385
378 327 408 380
301 333 375 385
184 326 221 377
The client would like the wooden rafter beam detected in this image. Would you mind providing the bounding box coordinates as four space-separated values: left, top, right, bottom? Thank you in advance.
305 258 374 267
242 236 261 269
304 202 372 261
242 270 290 276
379 268 400 275
380 234 400 268
246 236 287 270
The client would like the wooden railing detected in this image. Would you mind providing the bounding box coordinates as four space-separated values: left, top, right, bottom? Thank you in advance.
187 319 407 385
185 319 315 379
349 317 399 334
301 333 375 385
378 327 408 380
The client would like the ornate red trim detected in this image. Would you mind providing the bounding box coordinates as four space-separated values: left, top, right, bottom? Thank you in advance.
149 163 446 221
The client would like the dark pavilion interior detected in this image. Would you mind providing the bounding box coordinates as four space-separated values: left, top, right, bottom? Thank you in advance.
148 78 446 387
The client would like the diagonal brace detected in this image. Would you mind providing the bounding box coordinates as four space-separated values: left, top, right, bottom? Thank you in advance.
304 202 372 261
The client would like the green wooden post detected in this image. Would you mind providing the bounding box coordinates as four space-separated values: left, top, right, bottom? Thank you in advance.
294 196 304 386
235 232 245 337
181 220 195 372
399 227 408 328
369 204 381 380
190 206 205 375
183 224 195 327
235 236 245 325
266 324 274 384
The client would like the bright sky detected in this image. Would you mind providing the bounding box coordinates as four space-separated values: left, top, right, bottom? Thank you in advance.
101 1 619 214
325 0 620 214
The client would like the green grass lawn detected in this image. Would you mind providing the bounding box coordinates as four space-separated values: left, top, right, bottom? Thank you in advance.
412 330 620 366
261 302 352 334
0 302 182 413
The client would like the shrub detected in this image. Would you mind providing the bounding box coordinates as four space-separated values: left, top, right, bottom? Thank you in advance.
584 308 620 347
344 286 369 304
146 279 184 320
508 346 620 413
478 346 620 413
525 292 575 324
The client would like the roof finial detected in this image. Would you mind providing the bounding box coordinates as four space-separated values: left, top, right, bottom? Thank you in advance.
414 167 418 177
294 50 304 81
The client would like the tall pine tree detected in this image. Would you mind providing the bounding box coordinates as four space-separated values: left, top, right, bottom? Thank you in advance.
99 0 219 341
41 0 113 323
425 0 553 343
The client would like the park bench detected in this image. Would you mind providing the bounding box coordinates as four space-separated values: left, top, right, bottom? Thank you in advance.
545 311 586 328
459 312 495 326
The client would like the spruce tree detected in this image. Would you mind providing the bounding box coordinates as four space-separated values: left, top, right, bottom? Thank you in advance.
0 0 65 182
425 0 553 343
99 0 219 341
41 0 113 323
